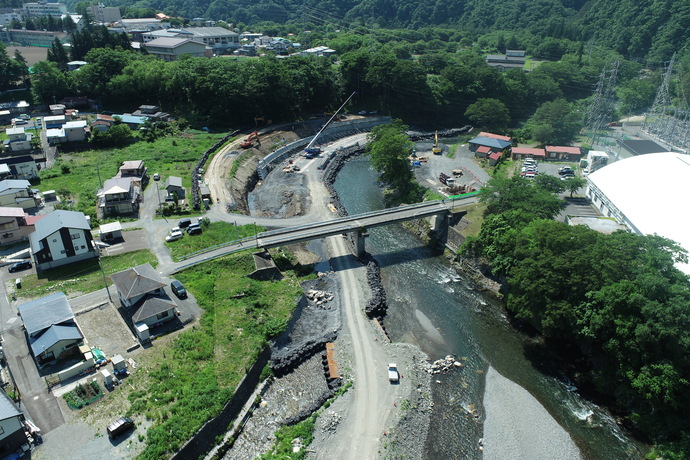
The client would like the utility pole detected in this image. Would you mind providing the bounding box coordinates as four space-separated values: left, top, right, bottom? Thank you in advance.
98 249 112 302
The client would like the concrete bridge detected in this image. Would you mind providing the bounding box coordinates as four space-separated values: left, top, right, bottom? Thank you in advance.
170 193 478 274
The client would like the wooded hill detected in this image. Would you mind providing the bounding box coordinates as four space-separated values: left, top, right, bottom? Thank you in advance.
69 0 689 64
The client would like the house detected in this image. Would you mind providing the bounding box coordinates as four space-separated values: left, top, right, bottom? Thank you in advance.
0 110 12 125
0 101 30 116
3 127 33 153
143 37 208 61
45 128 66 145
164 176 185 199
62 120 87 142
115 115 147 129
29 210 97 271
130 105 171 121
0 389 29 458
488 151 503 166
0 207 37 244
98 177 140 217
90 114 115 132
118 160 147 180
544 145 583 161
511 147 546 161
477 132 512 142
110 263 165 308
486 50 526 71
49 104 66 116
468 136 512 157
44 115 66 129
0 180 38 209
17 292 84 366
110 263 177 339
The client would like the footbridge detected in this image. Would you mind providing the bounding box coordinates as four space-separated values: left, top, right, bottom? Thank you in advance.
171 193 479 274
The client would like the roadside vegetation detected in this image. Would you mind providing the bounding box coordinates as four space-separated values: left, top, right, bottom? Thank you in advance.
12 249 157 300
462 176 690 454
165 221 266 260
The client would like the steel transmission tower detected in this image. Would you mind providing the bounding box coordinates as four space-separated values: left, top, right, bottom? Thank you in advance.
585 58 619 147
641 52 690 152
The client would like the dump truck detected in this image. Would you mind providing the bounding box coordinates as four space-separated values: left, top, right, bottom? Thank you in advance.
439 173 456 187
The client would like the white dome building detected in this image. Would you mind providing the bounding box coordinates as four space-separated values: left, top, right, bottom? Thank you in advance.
585 151 690 274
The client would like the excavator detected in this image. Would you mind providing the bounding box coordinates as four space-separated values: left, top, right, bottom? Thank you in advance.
432 130 442 155
240 131 260 149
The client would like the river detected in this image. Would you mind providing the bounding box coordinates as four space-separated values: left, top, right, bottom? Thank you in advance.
333 156 644 460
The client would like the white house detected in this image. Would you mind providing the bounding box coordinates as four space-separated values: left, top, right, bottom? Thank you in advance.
29 210 97 271
0 180 38 209
3 127 33 153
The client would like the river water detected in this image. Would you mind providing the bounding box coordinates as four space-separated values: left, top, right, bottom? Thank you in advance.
333 156 644 460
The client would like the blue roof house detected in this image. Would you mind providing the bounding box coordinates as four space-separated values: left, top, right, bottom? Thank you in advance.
17 292 83 366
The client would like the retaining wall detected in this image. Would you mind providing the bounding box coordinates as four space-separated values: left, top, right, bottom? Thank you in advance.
257 117 391 179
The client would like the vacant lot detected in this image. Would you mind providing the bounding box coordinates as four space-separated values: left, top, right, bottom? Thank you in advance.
69 252 305 460
165 221 265 260
38 131 230 221
6 46 47 66
10 249 158 301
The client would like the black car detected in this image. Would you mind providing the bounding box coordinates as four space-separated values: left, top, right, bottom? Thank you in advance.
171 280 187 299
8 261 32 273
107 417 134 440
178 218 192 228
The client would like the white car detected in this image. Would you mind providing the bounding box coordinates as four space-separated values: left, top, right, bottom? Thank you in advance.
388 363 399 383
165 230 184 242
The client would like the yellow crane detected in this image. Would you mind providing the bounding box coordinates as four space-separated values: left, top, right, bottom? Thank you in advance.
432 130 442 154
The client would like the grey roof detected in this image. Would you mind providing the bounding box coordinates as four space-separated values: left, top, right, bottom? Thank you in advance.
0 387 21 422
1 155 35 166
165 176 183 188
30 210 90 247
18 292 74 337
0 179 30 195
132 295 177 323
183 27 238 37
30 324 82 356
110 263 165 300
99 177 133 196
618 139 667 156
468 137 512 149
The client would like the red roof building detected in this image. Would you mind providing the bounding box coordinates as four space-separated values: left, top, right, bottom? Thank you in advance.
511 147 546 160
478 131 512 142
545 146 583 161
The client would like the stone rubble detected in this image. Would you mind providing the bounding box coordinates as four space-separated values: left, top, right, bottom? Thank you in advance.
419 355 464 375
321 410 341 432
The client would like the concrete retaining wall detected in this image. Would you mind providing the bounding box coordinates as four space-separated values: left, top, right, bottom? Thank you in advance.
57 357 95 382
257 117 391 179
171 347 271 460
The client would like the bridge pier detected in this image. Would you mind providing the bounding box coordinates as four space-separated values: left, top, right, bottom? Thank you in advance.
354 228 368 258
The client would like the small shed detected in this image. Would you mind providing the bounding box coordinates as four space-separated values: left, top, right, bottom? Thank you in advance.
99 221 123 242
43 190 57 202
165 176 185 199
111 354 126 371
101 368 113 386
135 323 150 342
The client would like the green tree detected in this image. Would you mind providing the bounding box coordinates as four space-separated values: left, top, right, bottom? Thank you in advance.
478 176 565 220
366 119 415 194
90 123 131 147
464 98 510 132
534 174 565 194
47 37 69 70
525 98 582 145
563 176 586 197
31 61 72 105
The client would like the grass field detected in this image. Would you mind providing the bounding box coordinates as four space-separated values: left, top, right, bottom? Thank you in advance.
37 131 232 222
79 252 305 460
13 249 158 300
165 221 266 260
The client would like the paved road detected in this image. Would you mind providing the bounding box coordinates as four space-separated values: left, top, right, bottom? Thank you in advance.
0 270 64 434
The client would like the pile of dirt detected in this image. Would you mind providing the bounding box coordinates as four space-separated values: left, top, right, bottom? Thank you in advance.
248 168 311 218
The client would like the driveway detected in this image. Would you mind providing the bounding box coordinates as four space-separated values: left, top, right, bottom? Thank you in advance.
0 273 65 435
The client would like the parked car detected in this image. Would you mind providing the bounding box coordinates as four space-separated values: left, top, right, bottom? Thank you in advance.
107 417 134 440
18 114 31 120
153 173 160 181
8 261 31 273
558 167 574 175
178 218 192 228
388 363 400 383
165 230 183 242
187 224 202 235
11 118 27 125
170 280 187 299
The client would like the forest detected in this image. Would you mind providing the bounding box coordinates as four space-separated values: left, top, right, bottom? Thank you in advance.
463 178 690 458
24 0 681 65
